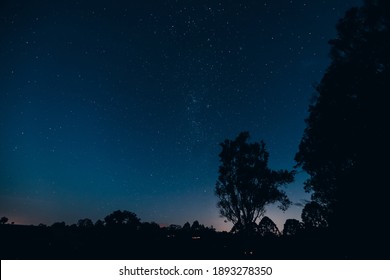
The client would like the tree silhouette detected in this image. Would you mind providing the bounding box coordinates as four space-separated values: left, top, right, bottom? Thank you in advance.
258 216 280 237
182 222 191 231
295 0 390 239
94 219 105 228
0 216 8 224
167 224 182 231
51 221 66 228
282 219 304 236
77 218 94 228
215 132 294 233
301 202 328 230
140 222 160 233
104 210 140 229
191 220 205 231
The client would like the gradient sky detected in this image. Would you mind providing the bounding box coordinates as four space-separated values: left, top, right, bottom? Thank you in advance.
0 0 361 231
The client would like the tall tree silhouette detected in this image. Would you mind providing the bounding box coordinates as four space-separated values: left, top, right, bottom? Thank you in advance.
295 0 390 242
215 132 294 233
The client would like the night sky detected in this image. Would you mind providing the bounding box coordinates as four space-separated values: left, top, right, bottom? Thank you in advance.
0 0 361 231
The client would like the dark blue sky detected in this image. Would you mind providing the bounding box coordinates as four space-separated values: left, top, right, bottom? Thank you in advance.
0 0 361 231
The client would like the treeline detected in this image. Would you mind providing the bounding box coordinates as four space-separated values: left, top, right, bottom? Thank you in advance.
0 206 326 238
1 209 370 259
0 211 215 234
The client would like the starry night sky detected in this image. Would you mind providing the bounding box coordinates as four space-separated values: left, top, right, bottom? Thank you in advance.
0 0 361 231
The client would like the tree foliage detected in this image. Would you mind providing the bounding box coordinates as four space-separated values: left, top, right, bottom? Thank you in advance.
140 222 160 232
51 221 66 228
301 202 328 230
182 222 191 231
95 219 105 228
295 0 390 236
282 219 304 236
77 218 94 228
0 216 8 224
104 210 140 229
215 132 294 233
257 216 280 237
191 220 204 231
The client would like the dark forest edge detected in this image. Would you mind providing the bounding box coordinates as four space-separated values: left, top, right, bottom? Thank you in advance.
0 210 386 259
